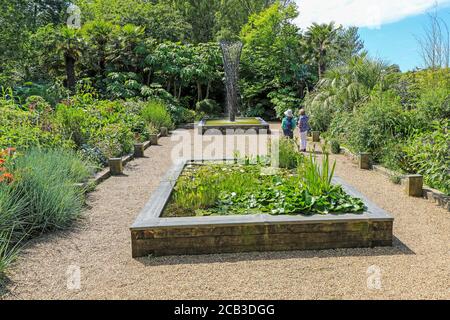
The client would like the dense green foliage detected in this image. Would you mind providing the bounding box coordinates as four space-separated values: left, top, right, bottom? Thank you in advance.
307 60 450 194
165 155 364 217
0 94 174 165
1 0 363 121
330 140 341 154
402 121 449 193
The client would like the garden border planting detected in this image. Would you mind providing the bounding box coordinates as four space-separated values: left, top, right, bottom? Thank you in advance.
130 159 394 257
340 146 450 211
75 132 164 191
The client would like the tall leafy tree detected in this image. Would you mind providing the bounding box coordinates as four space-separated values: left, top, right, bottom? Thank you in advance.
215 0 287 40
0 1 31 81
107 24 147 74
169 0 220 43
185 43 222 101
30 25 85 92
240 2 310 117
76 0 192 42
29 0 68 31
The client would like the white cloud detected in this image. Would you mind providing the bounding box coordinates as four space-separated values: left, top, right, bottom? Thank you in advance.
294 0 450 29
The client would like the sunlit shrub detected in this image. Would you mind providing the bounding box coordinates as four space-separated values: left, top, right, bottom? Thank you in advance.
402 121 450 195
140 100 174 130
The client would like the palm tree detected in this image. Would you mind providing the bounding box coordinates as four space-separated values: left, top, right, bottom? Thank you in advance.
82 21 116 78
309 54 393 113
304 22 340 79
57 27 84 92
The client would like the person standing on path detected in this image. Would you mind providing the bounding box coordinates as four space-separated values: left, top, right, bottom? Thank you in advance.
298 109 310 152
282 109 296 139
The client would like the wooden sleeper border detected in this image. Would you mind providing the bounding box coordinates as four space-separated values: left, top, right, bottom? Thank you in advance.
130 159 394 258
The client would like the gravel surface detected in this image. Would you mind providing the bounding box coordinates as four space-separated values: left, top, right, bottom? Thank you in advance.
2 126 449 300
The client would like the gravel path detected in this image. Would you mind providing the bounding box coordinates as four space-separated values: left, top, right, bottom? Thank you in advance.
2 126 449 300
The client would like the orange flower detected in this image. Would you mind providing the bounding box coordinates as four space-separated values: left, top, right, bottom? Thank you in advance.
0 159 5 165
1 173 14 183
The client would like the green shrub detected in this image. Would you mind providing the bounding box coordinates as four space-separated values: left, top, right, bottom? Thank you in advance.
141 84 192 124
276 138 303 169
80 144 108 166
90 123 134 158
330 140 341 154
55 99 140 161
13 81 69 106
330 92 417 160
54 104 92 147
417 86 450 121
401 121 450 195
168 104 196 124
124 113 150 142
328 112 353 143
307 101 335 132
268 88 300 119
140 100 174 131
195 99 221 115
24 95 52 113
0 105 32 125
242 103 265 118
0 125 73 151
0 102 73 151
380 141 407 172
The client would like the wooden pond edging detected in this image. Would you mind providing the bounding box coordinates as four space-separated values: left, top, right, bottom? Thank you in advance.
130 159 394 258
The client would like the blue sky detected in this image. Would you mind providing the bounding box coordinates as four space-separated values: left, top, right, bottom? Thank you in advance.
359 7 450 70
294 0 450 71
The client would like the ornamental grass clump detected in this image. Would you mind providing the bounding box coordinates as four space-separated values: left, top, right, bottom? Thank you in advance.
8 149 94 232
0 148 94 280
